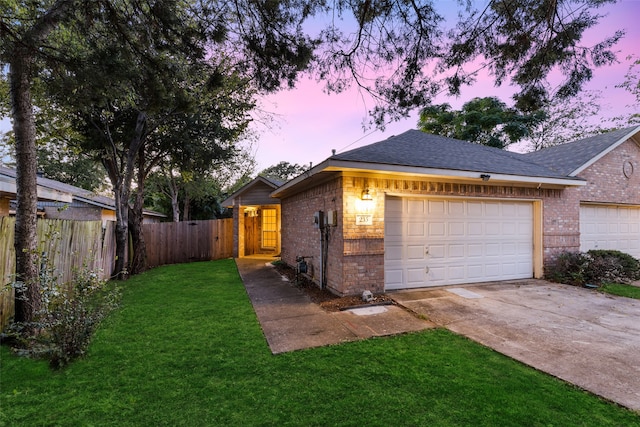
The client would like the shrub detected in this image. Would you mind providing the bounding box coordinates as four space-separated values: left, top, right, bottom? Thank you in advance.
547 250 640 286
587 250 640 282
5 264 120 369
546 252 591 286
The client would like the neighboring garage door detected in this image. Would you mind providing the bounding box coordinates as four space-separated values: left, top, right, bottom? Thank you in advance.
385 196 534 290
580 204 640 259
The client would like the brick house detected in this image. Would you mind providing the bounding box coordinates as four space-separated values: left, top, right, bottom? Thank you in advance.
272 126 640 296
222 176 284 258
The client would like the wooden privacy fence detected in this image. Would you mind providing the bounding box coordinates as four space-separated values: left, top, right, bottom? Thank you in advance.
0 218 232 330
0 217 117 331
143 219 233 268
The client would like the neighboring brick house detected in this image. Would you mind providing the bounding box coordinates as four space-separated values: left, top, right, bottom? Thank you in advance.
0 166 165 223
222 176 284 258
272 126 640 296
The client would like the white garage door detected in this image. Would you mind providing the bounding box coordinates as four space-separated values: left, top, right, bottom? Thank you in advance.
580 204 640 259
385 197 534 290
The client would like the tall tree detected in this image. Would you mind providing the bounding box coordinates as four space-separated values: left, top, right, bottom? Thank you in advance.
0 0 81 323
525 90 606 151
418 97 545 149
259 161 307 182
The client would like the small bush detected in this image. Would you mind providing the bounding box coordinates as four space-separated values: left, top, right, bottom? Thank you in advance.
5 266 120 369
547 250 640 286
587 250 640 282
546 252 591 286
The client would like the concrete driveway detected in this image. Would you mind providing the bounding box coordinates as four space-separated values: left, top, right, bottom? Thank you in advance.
391 280 640 411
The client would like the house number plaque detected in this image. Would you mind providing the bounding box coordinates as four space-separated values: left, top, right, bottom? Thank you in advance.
356 214 373 225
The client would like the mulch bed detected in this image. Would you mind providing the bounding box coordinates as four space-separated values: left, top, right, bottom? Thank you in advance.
272 261 394 312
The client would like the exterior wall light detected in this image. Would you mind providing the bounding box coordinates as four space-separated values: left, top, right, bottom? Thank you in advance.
480 174 491 181
361 188 373 200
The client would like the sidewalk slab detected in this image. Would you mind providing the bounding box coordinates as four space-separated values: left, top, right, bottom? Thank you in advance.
235 257 434 355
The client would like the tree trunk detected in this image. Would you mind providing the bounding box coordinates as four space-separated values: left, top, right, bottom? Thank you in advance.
183 189 191 221
129 149 147 275
10 53 40 323
104 111 147 279
167 172 180 222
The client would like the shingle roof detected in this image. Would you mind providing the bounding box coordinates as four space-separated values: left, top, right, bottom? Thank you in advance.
260 175 285 188
0 166 165 216
331 129 568 179
521 126 640 175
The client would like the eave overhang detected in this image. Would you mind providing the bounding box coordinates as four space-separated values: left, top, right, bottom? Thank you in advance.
0 175 73 203
271 159 586 199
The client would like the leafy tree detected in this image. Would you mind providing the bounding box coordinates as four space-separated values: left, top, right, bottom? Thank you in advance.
318 0 622 126
147 143 256 222
36 143 107 192
525 90 606 150
259 161 307 182
418 97 545 149
616 55 640 125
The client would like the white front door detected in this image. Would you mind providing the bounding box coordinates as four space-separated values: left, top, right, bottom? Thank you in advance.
384 196 534 290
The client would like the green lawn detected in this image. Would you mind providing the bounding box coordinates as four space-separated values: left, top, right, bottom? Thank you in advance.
2 260 639 426
599 283 640 299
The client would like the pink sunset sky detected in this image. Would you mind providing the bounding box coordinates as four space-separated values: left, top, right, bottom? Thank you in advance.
1 1 638 175
253 0 640 171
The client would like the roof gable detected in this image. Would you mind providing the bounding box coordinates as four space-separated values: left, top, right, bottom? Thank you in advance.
221 176 283 207
522 126 640 176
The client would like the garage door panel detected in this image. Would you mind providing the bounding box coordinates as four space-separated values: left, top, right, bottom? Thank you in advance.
486 222 501 235
429 244 445 258
385 221 403 239
580 204 640 259
468 223 483 235
385 196 534 290
385 269 403 286
467 202 483 215
407 221 425 237
448 265 465 280
429 222 446 236
485 263 502 277
427 266 446 281
486 243 501 256
406 268 425 284
428 200 445 215
407 199 425 215
448 244 464 258
467 264 484 279
467 243 483 257
449 222 465 236
385 245 403 261
407 245 425 260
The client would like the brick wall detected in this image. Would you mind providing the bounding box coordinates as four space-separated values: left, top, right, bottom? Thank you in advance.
280 176 343 292
573 138 640 205
281 138 639 296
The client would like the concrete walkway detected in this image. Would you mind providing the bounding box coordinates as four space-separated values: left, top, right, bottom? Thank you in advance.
235 257 433 354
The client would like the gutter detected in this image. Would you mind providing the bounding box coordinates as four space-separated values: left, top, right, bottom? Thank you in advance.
271 159 586 198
